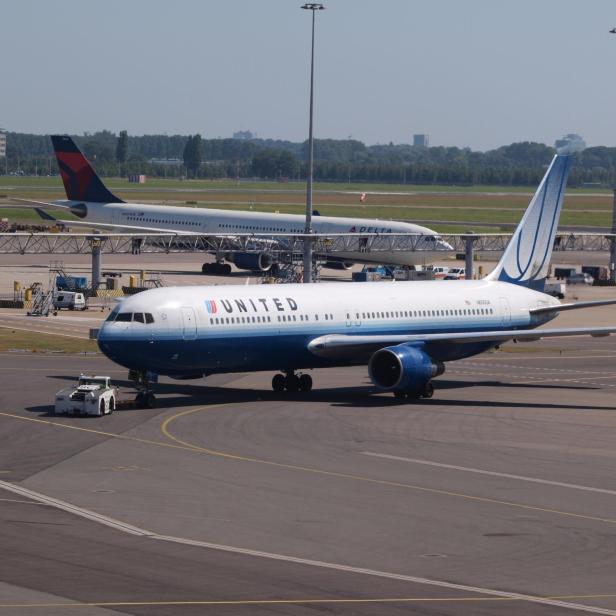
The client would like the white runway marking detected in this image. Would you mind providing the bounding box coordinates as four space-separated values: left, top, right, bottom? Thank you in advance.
1 480 615 615
362 452 616 497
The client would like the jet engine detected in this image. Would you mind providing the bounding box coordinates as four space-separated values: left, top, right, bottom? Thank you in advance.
324 260 354 270
368 344 444 393
230 251 274 272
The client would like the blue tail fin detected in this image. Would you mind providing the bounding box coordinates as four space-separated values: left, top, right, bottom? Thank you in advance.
486 153 572 291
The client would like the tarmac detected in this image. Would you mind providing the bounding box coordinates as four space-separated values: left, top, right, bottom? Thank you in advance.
1 322 616 614
1 249 616 615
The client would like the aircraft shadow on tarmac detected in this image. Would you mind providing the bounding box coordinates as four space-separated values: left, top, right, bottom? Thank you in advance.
24 376 615 416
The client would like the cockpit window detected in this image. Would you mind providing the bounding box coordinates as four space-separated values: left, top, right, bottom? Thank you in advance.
115 312 132 322
133 313 145 323
145 313 154 324
106 306 120 322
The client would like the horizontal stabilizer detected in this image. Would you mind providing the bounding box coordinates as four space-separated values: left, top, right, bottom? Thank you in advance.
34 208 58 221
530 299 616 315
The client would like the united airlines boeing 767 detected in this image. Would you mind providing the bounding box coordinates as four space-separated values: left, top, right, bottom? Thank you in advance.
97 147 616 406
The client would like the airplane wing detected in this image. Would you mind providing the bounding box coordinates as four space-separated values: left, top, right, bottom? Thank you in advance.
307 327 616 359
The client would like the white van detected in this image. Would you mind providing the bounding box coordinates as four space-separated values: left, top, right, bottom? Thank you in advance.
53 291 87 311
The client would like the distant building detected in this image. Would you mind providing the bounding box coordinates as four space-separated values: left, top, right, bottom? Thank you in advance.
0 130 6 158
554 133 586 151
233 130 254 141
413 133 429 147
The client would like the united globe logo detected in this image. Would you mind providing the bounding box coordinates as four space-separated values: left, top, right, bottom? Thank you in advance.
204 300 218 314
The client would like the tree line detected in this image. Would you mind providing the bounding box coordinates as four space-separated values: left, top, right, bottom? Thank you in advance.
3 130 616 187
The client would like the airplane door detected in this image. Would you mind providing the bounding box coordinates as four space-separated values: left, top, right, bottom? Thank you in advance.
500 298 511 327
181 306 197 340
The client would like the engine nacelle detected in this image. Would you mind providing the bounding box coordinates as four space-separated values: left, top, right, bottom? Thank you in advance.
230 251 274 272
368 344 444 392
324 260 354 270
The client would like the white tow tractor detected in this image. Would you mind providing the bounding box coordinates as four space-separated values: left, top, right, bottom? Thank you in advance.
54 375 116 416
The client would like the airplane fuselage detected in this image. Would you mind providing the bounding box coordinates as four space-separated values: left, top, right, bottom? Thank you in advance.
98 279 558 377
65 200 451 266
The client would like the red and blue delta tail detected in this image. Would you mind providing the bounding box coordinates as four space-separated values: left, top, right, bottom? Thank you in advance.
51 135 124 203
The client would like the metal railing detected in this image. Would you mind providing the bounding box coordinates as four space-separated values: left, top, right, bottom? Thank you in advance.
0 231 615 255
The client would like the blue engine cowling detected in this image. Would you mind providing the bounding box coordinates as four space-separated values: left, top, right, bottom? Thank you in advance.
231 252 274 272
368 344 444 392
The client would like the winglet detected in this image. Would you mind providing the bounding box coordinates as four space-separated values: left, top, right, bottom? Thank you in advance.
51 135 124 204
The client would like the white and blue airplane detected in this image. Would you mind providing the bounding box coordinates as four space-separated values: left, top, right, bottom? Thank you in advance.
97 149 616 406
24 136 451 274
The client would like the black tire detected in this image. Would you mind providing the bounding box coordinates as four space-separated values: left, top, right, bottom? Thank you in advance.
298 374 313 392
221 263 232 276
272 374 285 392
202 263 212 274
99 399 106 415
393 390 407 399
285 375 300 392
421 382 434 399
145 393 156 409
135 392 144 408
108 397 115 414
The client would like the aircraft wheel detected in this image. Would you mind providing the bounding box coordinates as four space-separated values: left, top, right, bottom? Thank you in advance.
221 263 232 275
202 263 211 274
298 374 313 392
285 374 300 392
144 393 156 409
421 382 434 399
393 390 407 400
272 374 285 392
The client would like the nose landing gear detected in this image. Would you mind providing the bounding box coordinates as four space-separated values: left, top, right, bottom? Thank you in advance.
128 369 157 408
272 371 313 393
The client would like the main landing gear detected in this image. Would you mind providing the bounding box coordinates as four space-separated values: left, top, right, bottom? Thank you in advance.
393 381 434 400
272 371 313 393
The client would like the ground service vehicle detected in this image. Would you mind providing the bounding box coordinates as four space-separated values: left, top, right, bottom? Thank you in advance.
567 272 594 285
53 291 87 311
54 375 116 416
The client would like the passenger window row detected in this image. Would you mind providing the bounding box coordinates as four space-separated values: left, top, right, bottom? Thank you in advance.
218 223 301 233
126 216 200 227
209 313 335 325
360 307 494 319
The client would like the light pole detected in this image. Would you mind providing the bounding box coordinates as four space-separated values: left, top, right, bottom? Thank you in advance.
301 2 325 283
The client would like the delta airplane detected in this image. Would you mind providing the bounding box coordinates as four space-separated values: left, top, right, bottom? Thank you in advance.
26 136 451 274
97 147 616 407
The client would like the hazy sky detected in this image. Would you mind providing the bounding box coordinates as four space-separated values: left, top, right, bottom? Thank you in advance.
3 0 616 150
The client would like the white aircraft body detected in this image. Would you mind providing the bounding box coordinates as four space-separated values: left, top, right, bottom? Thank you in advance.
39 136 451 273
98 147 616 406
